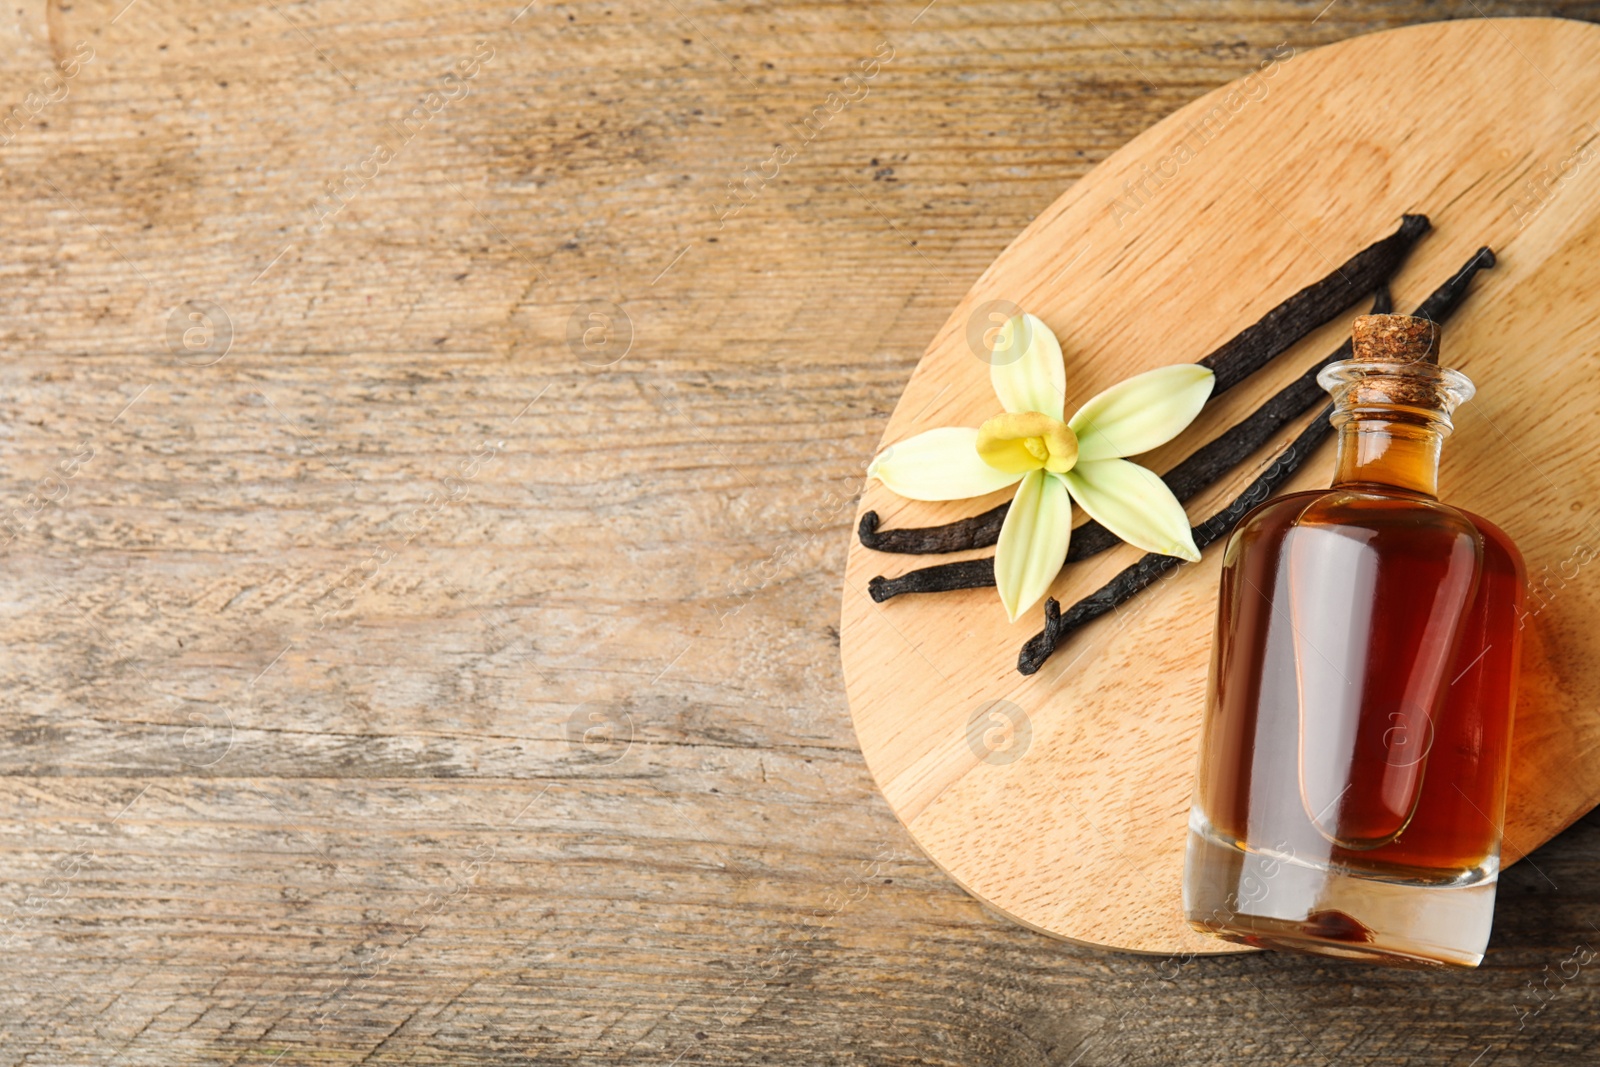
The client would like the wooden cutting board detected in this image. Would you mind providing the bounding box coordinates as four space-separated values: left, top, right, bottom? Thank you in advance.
840 17 1600 955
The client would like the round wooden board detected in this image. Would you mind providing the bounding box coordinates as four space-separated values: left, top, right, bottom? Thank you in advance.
840 17 1600 956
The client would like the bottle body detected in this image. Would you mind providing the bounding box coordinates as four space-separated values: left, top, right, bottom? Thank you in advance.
1184 486 1524 966
1184 315 1525 967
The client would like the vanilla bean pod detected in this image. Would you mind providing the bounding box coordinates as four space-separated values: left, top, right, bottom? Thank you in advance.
865 288 1393 602
868 246 1497 609
858 507 1006 555
1015 246 1499 674
1135 287 1392 509
1413 246 1497 322
1128 245 1494 519
1200 213 1430 394
858 216 1430 557
870 390 1331 611
1016 405 1337 675
868 557 994 601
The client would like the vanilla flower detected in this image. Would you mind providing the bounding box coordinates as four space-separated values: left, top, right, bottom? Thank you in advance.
868 314 1214 621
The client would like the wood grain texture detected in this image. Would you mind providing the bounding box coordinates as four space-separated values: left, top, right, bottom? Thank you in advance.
842 16 1600 957
3 1 1600 1064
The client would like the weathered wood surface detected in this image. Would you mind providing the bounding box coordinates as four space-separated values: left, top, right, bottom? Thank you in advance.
1 1 1599 1064
843 16 1600 957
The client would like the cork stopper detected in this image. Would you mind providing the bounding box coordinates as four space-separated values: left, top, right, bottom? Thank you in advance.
1342 314 1445 408
1351 314 1439 365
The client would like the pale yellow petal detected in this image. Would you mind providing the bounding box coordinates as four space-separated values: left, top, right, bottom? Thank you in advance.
1068 364 1214 461
1063 458 1200 561
990 314 1066 420
994 470 1073 623
867 427 1024 502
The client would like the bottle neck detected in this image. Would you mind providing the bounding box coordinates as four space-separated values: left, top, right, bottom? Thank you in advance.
1331 415 1444 497
1318 356 1474 500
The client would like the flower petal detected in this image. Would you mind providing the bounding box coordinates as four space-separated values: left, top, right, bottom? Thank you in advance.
1063 458 1200 561
990 314 1066 420
994 470 1073 623
1068 364 1214 461
868 427 1025 501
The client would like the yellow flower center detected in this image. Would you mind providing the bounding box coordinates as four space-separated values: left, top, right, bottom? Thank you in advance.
975 411 1079 475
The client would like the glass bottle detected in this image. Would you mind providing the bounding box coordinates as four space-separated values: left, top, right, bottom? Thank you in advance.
1183 314 1526 968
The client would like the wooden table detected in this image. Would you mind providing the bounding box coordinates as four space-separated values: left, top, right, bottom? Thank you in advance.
2 1 1598 1063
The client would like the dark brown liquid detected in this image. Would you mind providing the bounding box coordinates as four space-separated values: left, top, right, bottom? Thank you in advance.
1197 487 1525 877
